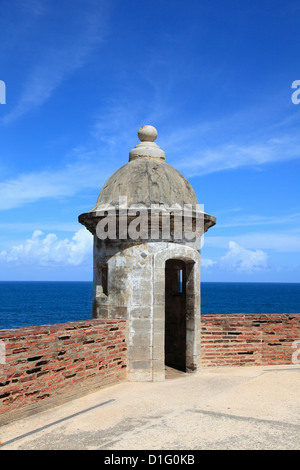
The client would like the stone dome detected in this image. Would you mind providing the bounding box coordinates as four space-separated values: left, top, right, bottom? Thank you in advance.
79 125 216 231
91 158 198 210
90 124 198 210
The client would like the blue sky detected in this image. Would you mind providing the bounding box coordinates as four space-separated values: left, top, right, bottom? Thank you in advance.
0 0 300 282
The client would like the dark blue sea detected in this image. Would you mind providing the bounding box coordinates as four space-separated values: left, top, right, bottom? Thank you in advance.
0 281 299 330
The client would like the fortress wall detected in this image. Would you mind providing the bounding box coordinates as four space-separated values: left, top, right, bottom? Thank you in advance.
201 314 300 367
1 313 300 425
0 319 127 425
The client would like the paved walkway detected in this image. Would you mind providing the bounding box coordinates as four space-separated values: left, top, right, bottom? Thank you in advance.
1 365 300 450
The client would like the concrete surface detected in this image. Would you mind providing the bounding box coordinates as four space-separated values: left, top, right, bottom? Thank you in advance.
1 364 300 450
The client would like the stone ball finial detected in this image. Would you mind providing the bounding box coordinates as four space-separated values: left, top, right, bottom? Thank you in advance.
129 125 165 161
138 125 158 142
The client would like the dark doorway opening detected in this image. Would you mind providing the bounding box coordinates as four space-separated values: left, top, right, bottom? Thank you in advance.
165 259 186 372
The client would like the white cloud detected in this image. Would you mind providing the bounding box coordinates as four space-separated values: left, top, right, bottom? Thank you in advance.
0 228 93 267
201 241 269 272
201 258 217 269
220 241 268 272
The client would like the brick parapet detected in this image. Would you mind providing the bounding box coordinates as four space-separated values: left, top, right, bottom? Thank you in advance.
0 319 127 425
201 313 300 367
1 313 300 425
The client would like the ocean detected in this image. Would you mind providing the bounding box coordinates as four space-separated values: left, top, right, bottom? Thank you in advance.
0 281 299 330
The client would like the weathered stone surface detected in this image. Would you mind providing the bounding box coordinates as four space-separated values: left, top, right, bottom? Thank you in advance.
92 158 199 210
79 125 216 381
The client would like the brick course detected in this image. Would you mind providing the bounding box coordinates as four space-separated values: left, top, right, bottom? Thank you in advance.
201 314 300 367
0 319 127 425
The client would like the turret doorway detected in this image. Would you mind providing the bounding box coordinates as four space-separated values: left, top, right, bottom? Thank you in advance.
165 259 187 372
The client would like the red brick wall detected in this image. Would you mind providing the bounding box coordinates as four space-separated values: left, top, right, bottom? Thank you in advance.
2 313 300 424
0 319 127 425
201 314 300 367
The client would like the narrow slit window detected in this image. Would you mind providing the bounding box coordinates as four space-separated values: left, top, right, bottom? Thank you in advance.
102 265 108 295
179 269 183 293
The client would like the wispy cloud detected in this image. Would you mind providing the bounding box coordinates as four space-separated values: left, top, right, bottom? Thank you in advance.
217 212 300 228
205 231 300 253
18 0 47 16
1 2 108 124
0 221 80 234
160 102 300 176
0 158 113 210
0 96 164 211
174 135 300 177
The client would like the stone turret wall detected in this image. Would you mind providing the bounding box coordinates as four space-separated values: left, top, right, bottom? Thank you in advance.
93 239 201 381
